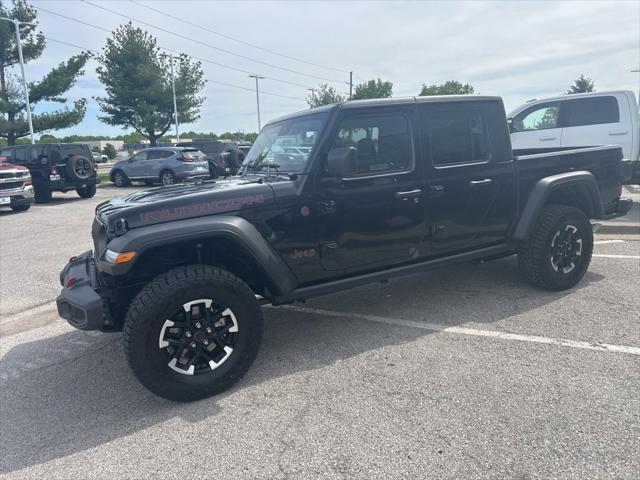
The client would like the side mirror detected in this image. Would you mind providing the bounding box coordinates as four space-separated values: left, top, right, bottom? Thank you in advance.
507 117 515 133
326 146 356 178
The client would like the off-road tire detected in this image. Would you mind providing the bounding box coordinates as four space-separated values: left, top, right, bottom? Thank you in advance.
76 184 97 198
112 170 130 187
518 205 593 291
10 204 30 212
65 155 93 182
123 265 263 401
33 181 52 203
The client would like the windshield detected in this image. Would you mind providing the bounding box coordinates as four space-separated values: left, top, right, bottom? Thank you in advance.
242 112 328 174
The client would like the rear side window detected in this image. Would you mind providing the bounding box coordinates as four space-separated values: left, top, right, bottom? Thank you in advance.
30 146 44 162
333 114 411 175
428 110 490 166
147 150 173 160
563 96 619 127
512 103 559 131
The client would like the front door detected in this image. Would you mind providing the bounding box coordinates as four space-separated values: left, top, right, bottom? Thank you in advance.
510 101 562 150
126 150 149 178
311 109 426 274
420 103 517 255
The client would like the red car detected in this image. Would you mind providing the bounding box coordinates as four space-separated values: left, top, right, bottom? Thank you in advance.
0 156 34 212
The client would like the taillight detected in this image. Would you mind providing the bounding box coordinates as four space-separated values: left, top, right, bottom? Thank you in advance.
219 153 227 166
179 153 192 162
66 277 77 288
50 165 58 175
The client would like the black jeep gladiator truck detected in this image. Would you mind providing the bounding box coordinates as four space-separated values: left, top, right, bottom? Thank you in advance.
56 96 633 401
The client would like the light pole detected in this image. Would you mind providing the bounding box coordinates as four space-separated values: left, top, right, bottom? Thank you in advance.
161 53 180 143
249 74 264 131
0 17 35 144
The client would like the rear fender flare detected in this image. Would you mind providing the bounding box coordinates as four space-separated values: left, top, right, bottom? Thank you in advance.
512 171 603 241
99 215 297 296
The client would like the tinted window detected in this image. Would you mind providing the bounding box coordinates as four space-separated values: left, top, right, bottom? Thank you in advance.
564 96 619 127
334 114 411 175
429 110 490 166
512 103 559 131
147 150 173 160
14 148 29 164
31 146 44 162
0 149 12 160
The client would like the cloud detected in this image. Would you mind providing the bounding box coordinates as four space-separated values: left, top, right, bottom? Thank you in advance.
19 0 640 137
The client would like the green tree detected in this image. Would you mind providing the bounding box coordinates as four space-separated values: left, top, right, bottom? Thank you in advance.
102 142 116 159
351 78 393 100
419 80 475 96
91 145 101 153
0 0 89 145
307 83 345 108
566 74 594 94
96 23 206 146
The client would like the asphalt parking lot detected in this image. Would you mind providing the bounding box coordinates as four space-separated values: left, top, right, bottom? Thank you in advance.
0 186 639 479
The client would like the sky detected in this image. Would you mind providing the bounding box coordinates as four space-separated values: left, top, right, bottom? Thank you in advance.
12 0 640 137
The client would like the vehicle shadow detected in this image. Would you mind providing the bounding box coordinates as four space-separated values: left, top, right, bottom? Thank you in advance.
0 258 604 474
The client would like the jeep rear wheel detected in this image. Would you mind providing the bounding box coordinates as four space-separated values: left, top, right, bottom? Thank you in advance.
518 205 593 291
123 265 263 401
76 183 97 198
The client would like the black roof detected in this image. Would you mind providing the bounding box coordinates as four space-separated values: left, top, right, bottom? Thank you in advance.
266 95 502 126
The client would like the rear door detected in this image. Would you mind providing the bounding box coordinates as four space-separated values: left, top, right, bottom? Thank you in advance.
420 101 517 255
510 101 562 149
560 94 632 157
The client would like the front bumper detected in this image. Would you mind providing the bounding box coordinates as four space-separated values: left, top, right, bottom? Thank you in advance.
0 185 34 207
56 251 107 330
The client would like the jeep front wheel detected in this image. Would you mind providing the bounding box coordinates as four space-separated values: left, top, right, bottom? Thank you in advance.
123 265 263 401
518 205 593 291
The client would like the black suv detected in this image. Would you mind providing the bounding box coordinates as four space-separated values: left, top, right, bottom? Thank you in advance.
0 143 99 203
57 96 633 401
177 140 244 178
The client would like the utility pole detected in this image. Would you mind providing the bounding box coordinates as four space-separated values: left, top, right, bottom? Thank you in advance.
349 71 353 99
249 74 264 131
0 17 35 144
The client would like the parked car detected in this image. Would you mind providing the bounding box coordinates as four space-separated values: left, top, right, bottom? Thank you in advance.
57 95 632 401
92 152 109 163
109 147 210 187
237 142 252 158
508 90 639 182
0 143 99 203
176 140 244 177
0 155 34 212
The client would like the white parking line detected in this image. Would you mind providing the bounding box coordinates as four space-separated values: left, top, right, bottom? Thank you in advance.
592 254 640 259
594 240 626 245
278 305 640 356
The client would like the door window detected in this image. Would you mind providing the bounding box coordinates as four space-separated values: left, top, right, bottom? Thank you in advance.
512 103 559 132
130 151 148 162
333 114 411 175
563 96 619 127
429 110 490 166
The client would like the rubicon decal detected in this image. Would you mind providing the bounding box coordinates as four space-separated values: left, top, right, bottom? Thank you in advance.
139 195 265 223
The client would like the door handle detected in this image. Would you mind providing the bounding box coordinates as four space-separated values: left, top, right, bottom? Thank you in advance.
609 130 628 136
429 185 445 198
539 136 557 141
469 178 493 187
395 189 422 199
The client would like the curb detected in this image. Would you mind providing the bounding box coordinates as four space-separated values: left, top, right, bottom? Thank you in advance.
596 223 640 235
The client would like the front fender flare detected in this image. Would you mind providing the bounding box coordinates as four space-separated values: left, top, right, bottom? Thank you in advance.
512 171 603 241
98 215 297 296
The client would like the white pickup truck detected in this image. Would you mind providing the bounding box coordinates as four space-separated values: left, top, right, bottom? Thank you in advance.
508 90 639 183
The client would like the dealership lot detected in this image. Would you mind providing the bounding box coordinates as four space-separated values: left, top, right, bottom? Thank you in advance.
0 186 639 479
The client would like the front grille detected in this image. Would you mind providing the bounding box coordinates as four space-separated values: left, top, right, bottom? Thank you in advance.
92 218 108 258
0 171 29 179
0 181 23 190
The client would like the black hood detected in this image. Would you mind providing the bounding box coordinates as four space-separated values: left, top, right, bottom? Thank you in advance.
96 177 276 233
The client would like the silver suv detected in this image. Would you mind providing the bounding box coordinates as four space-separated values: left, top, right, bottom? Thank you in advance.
109 147 210 187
